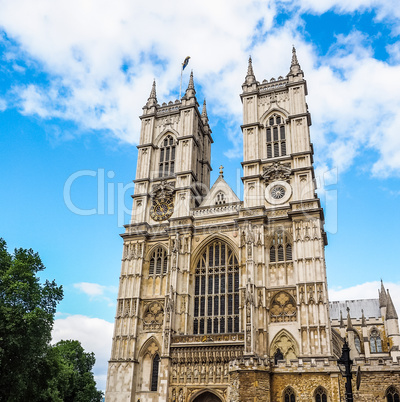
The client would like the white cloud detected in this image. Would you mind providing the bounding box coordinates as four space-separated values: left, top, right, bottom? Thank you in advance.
0 1 400 175
329 281 400 317
74 282 107 297
0 98 6 111
73 282 117 305
52 314 114 392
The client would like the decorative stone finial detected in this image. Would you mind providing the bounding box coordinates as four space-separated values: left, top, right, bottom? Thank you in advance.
184 70 196 99
346 307 354 331
361 309 366 327
386 289 398 320
219 165 224 176
287 46 303 78
244 56 256 85
339 310 344 328
291 46 299 66
146 79 157 107
379 280 387 308
201 99 208 123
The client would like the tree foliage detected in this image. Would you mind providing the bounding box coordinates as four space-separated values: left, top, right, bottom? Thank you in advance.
46 340 103 402
0 239 102 402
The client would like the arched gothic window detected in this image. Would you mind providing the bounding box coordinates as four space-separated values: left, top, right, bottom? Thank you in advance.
354 332 361 353
149 247 168 276
150 354 160 391
370 329 382 353
159 135 175 177
266 114 286 159
315 386 328 402
284 387 296 402
215 191 226 205
386 386 400 402
269 231 292 263
193 241 239 334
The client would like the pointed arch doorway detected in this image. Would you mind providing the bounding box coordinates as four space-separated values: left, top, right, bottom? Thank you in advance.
192 391 222 402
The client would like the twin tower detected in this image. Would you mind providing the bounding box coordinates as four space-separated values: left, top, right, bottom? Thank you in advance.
105 49 400 401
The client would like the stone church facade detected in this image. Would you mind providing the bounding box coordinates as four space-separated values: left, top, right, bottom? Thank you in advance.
105 49 400 401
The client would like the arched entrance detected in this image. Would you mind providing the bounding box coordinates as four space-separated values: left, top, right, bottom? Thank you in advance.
192 391 222 402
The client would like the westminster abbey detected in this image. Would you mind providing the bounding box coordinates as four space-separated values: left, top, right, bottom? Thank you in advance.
105 49 400 401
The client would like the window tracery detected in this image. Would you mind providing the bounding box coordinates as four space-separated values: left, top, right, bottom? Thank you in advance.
270 292 296 322
270 330 298 362
370 329 383 353
149 247 168 277
266 114 286 159
386 386 400 402
159 135 175 177
143 301 164 330
284 387 296 402
193 241 239 334
215 191 226 205
315 386 328 402
269 231 292 263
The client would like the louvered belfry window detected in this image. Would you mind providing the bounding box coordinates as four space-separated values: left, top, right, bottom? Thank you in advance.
159 135 175 177
269 231 292 263
266 114 286 159
149 247 168 276
193 241 239 334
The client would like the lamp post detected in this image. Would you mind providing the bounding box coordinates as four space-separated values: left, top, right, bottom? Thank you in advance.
337 340 354 402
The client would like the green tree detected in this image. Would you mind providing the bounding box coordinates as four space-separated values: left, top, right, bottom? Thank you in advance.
46 340 103 402
0 238 64 401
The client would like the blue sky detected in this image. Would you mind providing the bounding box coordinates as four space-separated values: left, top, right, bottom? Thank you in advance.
1 0 400 390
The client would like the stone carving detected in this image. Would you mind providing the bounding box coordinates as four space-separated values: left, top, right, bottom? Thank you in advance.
262 162 292 184
143 301 164 330
150 180 175 198
270 330 298 362
270 292 297 322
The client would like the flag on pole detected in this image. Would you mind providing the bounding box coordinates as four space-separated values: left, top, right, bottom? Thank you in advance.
182 56 191 70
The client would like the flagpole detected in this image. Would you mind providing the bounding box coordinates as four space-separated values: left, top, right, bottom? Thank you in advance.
179 65 183 100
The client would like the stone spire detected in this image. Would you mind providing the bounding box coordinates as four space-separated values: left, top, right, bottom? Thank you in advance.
287 46 303 78
184 70 196 99
346 307 354 331
386 290 398 320
146 80 157 107
291 45 299 66
244 56 256 85
379 280 387 308
201 99 208 124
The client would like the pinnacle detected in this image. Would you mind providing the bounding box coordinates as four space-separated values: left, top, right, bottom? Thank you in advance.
379 280 387 308
201 99 208 121
149 79 157 100
187 70 195 90
247 56 255 77
361 309 366 327
288 46 303 77
346 307 354 331
184 70 196 99
244 56 256 85
386 289 398 320
291 46 299 66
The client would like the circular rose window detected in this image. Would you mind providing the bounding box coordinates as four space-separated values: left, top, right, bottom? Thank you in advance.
265 181 292 205
271 185 286 200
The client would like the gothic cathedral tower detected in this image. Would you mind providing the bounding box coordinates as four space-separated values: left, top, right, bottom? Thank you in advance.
105 49 334 402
